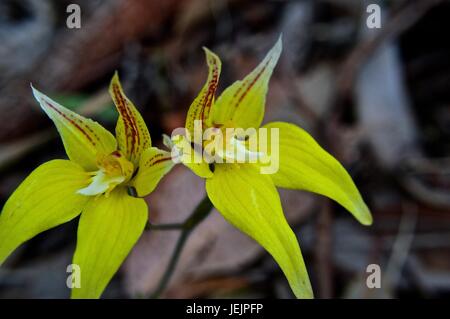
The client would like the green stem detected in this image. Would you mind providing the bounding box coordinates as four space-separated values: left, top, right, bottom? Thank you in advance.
146 223 184 231
149 195 213 298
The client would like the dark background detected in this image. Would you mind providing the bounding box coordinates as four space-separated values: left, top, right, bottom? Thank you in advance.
0 0 449 298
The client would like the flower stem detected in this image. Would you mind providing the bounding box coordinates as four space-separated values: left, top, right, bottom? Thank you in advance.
146 223 184 230
149 195 213 298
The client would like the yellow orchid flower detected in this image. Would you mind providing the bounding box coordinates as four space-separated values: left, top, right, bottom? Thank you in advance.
170 36 372 298
0 73 174 298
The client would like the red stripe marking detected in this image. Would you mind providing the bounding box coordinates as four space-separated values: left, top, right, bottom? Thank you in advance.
152 157 172 166
45 101 96 146
232 58 270 110
145 153 172 167
200 61 219 126
112 84 140 156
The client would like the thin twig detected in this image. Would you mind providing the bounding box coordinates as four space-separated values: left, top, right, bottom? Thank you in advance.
399 175 450 209
381 202 417 297
149 195 213 298
150 230 190 298
146 223 184 231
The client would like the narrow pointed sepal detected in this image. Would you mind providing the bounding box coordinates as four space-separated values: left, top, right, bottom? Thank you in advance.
109 73 151 165
206 164 313 298
211 36 282 129
71 188 148 299
0 160 90 265
185 48 221 136
262 122 372 225
32 86 117 171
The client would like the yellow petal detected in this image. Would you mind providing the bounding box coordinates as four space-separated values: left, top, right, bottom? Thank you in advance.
130 147 175 197
0 160 90 265
262 121 372 225
32 87 117 171
71 188 148 299
109 72 151 165
206 163 313 298
210 36 282 129
171 134 213 178
185 48 221 135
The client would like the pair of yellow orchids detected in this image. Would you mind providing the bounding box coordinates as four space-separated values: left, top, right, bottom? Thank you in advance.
0 37 372 299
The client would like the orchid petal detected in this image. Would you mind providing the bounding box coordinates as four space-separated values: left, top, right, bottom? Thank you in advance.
262 122 372 225
109 73 151 165
206 163 313 298
171 134 213 178
32 87 117 171
71 188 147 298
0 160 90 264
186 48 221 135
210 36 282 129
130 147 175 197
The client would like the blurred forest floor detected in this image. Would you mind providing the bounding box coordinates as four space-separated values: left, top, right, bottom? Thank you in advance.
0 0 450 298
